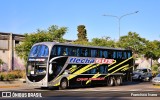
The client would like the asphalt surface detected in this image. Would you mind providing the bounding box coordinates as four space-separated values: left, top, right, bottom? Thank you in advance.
0 80 160 100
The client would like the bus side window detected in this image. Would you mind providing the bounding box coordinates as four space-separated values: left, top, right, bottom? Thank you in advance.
99 65 108 74
117 51 122 59
96 49 100 57
108 51 113 58
90 68 97 74
57 46 62 56
63 47 68 56
113 51 116 59
91 49 97 57
99 66 104 74
71 48 76 56
66 47 71 56
103 51 108 58
76 48 81 56
82 48 88 57
79 48 87 57
51 46 57 56
99 50 103 58
128 52 131 58
123 52 127 59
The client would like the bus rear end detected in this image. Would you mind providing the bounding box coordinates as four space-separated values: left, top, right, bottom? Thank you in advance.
26 44 49 87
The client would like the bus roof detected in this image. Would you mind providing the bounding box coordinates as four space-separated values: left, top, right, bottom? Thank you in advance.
33 42 131 51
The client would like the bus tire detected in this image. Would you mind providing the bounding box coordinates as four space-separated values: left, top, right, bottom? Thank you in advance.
59 78 68 90
107 77 114 86
115 77 122 86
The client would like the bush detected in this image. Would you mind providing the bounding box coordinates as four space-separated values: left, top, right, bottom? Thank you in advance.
0 74 4 81
152 65 158 71
0 70 26 81
11 70 23 78
6 73 15 80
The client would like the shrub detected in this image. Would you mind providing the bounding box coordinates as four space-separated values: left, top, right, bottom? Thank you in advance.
152 65 158 71
12 70 23 78
0 70 26 81
6 73 15 80
0 74 4 81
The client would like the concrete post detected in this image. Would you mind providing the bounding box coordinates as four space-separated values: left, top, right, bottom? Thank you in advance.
8 33 13 71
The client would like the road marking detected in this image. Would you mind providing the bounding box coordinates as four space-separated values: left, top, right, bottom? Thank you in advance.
129 89 142 91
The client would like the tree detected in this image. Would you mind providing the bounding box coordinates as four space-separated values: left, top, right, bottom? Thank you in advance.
76 25 88 42
89 36 116 47
15 25 67 63
144 40 160 59
117 32 148 55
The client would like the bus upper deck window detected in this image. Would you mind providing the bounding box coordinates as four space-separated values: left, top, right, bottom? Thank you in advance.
99 50 103 57
117 52 122 59
123 52 127 59
91 49 97 57
71 48 76 56
76 48 81 56
57 46 62 56
62 47 69 56
128 52 131 58
103 51 108 58
51 46 57 56
82 48 88 57
113 51 116 58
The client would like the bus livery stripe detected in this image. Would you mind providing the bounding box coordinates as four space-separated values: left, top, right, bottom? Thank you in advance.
105 64 129 78
86 72 101 84
108 56 133 71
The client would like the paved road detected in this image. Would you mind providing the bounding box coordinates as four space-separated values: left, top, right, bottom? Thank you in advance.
0 81 160 100
1 81 159 91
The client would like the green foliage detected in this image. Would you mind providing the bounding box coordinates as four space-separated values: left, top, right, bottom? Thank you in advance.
152 65 158 72
0 58 4 65
15 25 67 63
0 70 25 81
76 25 88 42
6 73 15 80
152 64 159 76
117 32 148 54
89 36 116 47
73 40 89 45
0 74 4 81
144 40 160 59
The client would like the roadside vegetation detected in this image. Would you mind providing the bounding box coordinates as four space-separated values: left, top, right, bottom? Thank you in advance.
0 70 25 81
15 24 160 75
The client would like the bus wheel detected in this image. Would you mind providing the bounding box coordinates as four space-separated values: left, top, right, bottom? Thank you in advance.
107 77 114 86
59 78 68 90
115 77 122 86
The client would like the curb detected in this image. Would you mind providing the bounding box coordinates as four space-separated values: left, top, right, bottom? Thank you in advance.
0 79 26 85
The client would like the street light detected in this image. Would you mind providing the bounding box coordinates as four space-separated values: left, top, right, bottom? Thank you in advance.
103 11 139 40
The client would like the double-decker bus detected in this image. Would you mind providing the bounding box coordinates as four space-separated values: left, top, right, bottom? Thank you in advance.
26 42 133 89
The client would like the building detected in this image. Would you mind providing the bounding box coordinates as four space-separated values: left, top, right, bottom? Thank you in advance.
0 32 25 71
135 57 153 70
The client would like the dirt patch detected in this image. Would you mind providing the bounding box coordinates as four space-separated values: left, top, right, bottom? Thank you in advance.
0 85 20 88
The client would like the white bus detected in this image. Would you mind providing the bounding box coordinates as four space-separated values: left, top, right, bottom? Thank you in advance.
26 42 133 89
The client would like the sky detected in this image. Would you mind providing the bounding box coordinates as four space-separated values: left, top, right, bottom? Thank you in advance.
0 0 160 41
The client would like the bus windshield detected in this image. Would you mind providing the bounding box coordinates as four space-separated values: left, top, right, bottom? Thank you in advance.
29 45 49 57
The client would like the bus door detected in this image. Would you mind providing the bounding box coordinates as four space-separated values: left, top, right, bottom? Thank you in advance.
48 63 62 82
